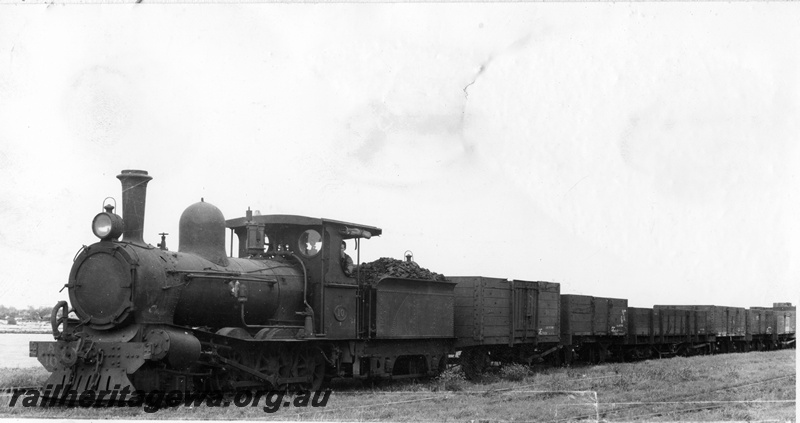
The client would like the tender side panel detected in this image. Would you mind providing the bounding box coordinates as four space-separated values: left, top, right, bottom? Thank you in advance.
373 277 455 339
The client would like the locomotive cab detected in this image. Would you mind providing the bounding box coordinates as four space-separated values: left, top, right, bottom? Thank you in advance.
226 213 382 338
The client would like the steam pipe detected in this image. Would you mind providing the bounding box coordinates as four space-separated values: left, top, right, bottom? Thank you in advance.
116 169 153 245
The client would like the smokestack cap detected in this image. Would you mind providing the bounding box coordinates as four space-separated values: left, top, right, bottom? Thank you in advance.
119 169 151 177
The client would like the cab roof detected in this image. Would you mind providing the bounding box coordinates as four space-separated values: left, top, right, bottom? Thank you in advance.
226 214 383 237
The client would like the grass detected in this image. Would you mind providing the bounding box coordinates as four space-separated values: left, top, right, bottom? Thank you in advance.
0 367 50 389
0 349 795 421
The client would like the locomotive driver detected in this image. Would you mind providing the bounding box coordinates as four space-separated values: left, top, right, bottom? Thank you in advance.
340 241 355 277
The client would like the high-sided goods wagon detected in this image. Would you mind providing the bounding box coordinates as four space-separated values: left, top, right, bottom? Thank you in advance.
451 277 560 378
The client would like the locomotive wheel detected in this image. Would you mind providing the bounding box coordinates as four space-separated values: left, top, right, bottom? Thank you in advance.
254 346 293 390
214 329 261 391
295 349 326 391
218 349 260 391
276 347 295 388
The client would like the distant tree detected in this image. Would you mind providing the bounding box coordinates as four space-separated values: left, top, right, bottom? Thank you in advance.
7 316 16 325
24 306 37 320
0 305 19 319
36 306 51 321
0 305 54 321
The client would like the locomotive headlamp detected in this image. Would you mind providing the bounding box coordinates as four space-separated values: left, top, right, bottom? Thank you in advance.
92 204 123 240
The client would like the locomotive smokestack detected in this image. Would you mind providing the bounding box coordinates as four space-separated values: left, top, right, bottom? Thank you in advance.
116 169 153 245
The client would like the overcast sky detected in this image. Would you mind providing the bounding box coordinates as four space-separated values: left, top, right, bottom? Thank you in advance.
0 3 797 310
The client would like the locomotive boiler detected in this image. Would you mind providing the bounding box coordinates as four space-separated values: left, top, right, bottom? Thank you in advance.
72 171 307 331
31 170 456 395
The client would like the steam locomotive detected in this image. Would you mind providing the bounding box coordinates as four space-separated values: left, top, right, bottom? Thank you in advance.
30 170 795 395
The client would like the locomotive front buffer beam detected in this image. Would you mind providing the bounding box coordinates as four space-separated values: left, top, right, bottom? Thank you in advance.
30 340 151 395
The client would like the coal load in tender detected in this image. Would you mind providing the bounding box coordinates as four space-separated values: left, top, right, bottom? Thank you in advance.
357 257 446 285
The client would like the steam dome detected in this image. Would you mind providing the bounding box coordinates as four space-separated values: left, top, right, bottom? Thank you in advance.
179 200 229 266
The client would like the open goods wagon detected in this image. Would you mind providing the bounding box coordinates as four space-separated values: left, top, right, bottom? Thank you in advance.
560 295 627 363
623 307 713 358
450 277 560 378
752 303 796 348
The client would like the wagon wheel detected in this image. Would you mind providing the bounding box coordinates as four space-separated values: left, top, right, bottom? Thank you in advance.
437 355 448 375
460 348 490 380
294 349 326 391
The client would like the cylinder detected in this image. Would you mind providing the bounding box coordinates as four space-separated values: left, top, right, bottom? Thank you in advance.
144 326 201 370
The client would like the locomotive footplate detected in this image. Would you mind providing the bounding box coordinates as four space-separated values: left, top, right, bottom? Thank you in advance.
30 340 151 395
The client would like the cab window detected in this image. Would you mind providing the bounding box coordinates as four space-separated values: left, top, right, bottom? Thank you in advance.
298 229 322 257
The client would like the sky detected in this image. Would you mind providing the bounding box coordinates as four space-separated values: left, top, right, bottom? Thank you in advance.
0 3 798 310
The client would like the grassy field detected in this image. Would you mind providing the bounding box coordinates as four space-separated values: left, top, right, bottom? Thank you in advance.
1 349 795 421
